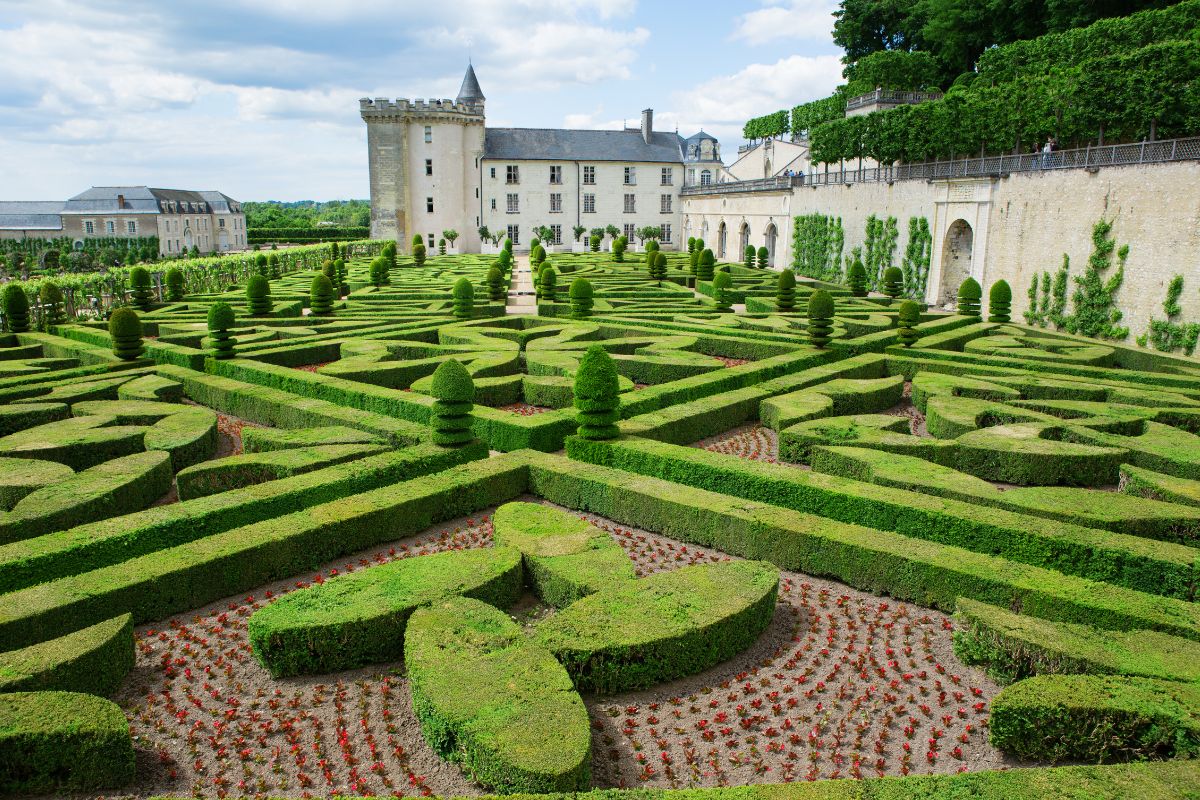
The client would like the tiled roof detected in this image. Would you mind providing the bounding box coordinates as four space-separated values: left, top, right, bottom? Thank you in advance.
484 128 684 163
0 201 65 231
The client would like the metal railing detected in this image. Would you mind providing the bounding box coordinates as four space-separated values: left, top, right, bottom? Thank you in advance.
845 89 943 111
681 136 1200 196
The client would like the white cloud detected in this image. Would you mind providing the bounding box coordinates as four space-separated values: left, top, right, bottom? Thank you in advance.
730 0 840 45
562 108 626 130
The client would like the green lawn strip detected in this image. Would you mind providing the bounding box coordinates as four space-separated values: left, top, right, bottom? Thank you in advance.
0 613 133 696
1122 464 1200 508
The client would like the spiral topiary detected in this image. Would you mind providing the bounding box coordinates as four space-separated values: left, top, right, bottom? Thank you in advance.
246 274 273 316
777 269 797 311
109 307 144 360
165 267 185 301
687 237 696 254
438 238 446 256
268 253 281 279
589 234 600 252
531 244 546 268
310 274 335 316
569 278 594 319
958 277 983 320
129 266 153 310
2 285 29 333
649 251 667 283
988 279 1012 323
413 243 427 267
696 248 715 282
882 266 903 303
573 344 620 441
757 246 769 270
807 290 834 349
429 359 475 446
537 265 557 302
497 249 512 273
712 270 733 312
744 244 755 269
897 300 921 347
612 236 626 263
487 266 505 301
206 302 237 359
452 277 474 320
334 259 348 296
39 281 65 326
321 260 336 282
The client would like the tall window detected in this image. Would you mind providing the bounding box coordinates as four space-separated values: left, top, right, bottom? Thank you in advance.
506 165 519 184
661 167 672 185
425 159 433 176
428 233 435 248
582 194 595 214
660 194 672 213
661 224 672 244
426 197 434 213
624 166 636 185
623 193 635 213
549 165 562 184
582 166 595 185
506 193 519 213
490 198 497 210
218 218 225 228
549 224 562 245
687 168 696 185
490 167 496 178
424 126 432 143
700 170 713 186
623 223 635 242
106 220 115 234
85 220 94 234
549 193 562 213
506 224 520 245
127 220 136 234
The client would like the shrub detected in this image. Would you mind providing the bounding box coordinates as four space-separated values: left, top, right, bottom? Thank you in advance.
757 246 769 269
537 265 557 302
569 278 594 319
164 267 184 301
897 300 921 347
777 269 797 310
696 248 715 281
989 279 1013 322
649 251 667 283
39 282 64 326
847 257 868 296
687 236 696 253
2 285 29 333
267 252 281 278
531 244 546 267
107 308 143 360
128 266 152 310
712 271 733 311
430 358 475 445
744 244 755 269
452 277 474 320
255 252 268 276
246 274 273 316
369 256 389 287
0 614 133 696
321 259 336 282
807 289 834 348
310 274 335 316
206 302 237 359
589 234 600 252
574 344 620 440
413 243 427 266
882 265 903 302
612 235 626 263
487 265 505 301
438 237 446 255
958 276 983 319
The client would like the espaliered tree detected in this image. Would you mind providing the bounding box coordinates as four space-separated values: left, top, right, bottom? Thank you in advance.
777 269 797 311
757 246 769 270
882 266 903 303
206 302 237 359
429 358 475 447
538 265 557 303
452 277 474 320
246 274 273 316
573 344 620 440
696 249 715 282
807 290 834 349
649 251 668 284
712 271 734 312
744 244 756 269
413 243 427 267
989 279 1012 323
569 278 594 319
958 277 983 320
847 258 868 297
897 300 921 347
2 284 30 333
310 274 335 316
165 267 185 301
39 282 65 326
129 266 153 311
487 266 505 301
109 307 144 360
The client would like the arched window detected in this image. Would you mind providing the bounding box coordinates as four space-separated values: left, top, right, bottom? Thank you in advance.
700 170 712 186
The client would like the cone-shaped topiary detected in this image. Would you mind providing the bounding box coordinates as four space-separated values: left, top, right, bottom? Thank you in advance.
988 279 1012 323
847 258 868 297
687 237 696 254
882 266 903 303
369 256 386 287
268 252 281 279
777 269 797 310
206 302 237 359
310 274 335 316
487 266 505 301
497 249 512 272
573 344 620 440
744 244 755 269
255 253 269 277
757 246 769 270
958 276 982 320
689 246 700 272
109 307 144 360
429 358 475 446
2 284 29 333
334 259 348 297
612 236 626 263
697 248 715 282
452 277 474 320
712 270 734 312
413 243 427 267
807 290 834 349
537 265 557 302
129 266 153 310
897 300 921 347
531 244 546 267
246 274 273 316
589 234 600 252
569 278 594 319
165 267 185 301
40 281 65 326
322 260 336 282
332 241 342 260
438 238 446 256
649 251 667 283
503 237 513 254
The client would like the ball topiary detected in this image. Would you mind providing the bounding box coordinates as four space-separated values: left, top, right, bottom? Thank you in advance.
129 266 153 310
429 359 475 446
108 307 144 360
958 276 983 320
569 278 594 319
988 279 1012 323
3 285 31 333
712 270 733 312
882 266 903 303
573 344 620 440
487 265 505 301
807 290 835 349
744 244 756 269
246 274 273 316
165 267 185 301
847 258 868 297
697 248 715 282
452 277 474 320
777 269 797 311
649 251 667 283
413 243 427 267
310 274 335 316
757 246 769 270
897 300 921 347
206 302 237 359
39 281 65 326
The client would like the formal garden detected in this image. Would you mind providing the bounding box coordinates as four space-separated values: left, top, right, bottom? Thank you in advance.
0 238 1198 799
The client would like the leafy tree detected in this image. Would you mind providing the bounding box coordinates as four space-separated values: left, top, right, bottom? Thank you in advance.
206 302 237 359
807 290 835 348
109 307 144 360
429 359 475 446
897 300 922 346
572 225 587 243
246 274 273 316
573 344 620 441
777 269 797 311
957 276 983 320
988 279 1012 322
310 274 335 316
478 226 491 244
452 277 475 320
443 230 459 249
569 278 594 319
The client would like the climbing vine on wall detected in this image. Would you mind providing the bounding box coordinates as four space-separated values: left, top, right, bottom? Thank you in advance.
863 215 899 290
791 214 844 281
1065 220 1129 340
900 217 932 299
1138 275 1200 355
1022 257 1070 330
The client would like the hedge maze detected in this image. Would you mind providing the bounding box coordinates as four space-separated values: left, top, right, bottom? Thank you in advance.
1 244 1199 798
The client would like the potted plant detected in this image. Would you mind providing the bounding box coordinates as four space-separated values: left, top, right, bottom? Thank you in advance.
478 226 500 254
572 225 588 253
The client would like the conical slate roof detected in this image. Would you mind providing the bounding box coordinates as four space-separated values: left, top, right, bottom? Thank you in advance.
456 64 485 104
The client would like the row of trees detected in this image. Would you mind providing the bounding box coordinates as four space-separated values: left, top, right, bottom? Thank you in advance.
243 199 370 229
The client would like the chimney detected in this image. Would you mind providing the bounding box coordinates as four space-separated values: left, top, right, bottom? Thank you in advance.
641 108 653 144
117 194 125 209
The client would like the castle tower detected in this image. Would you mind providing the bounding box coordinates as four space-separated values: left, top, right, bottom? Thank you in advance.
360 65 486 250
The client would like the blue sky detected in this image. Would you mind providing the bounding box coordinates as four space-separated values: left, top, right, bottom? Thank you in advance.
0 0 844 201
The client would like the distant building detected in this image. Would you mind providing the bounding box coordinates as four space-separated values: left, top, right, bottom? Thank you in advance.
0 186 247 256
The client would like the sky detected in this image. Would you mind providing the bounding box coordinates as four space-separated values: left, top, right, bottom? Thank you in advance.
0 0 845 202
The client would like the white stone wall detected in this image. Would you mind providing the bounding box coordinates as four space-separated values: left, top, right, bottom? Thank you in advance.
405 118 484 253
681 190 794 268
727 139 812 181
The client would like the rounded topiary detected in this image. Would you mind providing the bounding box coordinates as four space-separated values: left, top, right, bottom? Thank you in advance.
429 359 475 446
757 246 769 270
645 239 659 254
452 277 474 320
589 234 600 253
383 241 397 270
165 267 185 301
267 252 281 279
310 274 335 316
206 302 237 359
958 276 983 320
531 244 546 267
569 278 594 319
882 266 903 303
332 241 343 260
129 266 152 311
487 266 505 301
777 269 797 311
612 236 626 263
1 285 28 334
573 344 620 441
503 237 513 254
411 235 423 250
897 300 921 347
39 281 65 326
246 274 273 316
255 253 269 276
108 307 144 360
988 279 1012 323
649 251 667 283
807 290 835 349
413 243 427 267
497 249 512 272
697 248 715 282
712 270 734 312
369 256 386 287
321 259 336 282
847 258 868 297
530 237 541 250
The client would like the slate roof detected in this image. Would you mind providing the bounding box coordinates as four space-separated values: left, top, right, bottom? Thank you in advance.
457 65 485 104
59 186 241 215
484 128 684 163
0 201 65 231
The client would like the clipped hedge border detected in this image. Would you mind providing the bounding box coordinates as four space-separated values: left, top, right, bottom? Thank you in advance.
175 443 387 500
0 613 133 696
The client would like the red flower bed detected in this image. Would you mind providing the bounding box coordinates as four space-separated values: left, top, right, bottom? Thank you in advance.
498 402 554 416
692 424 785 465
